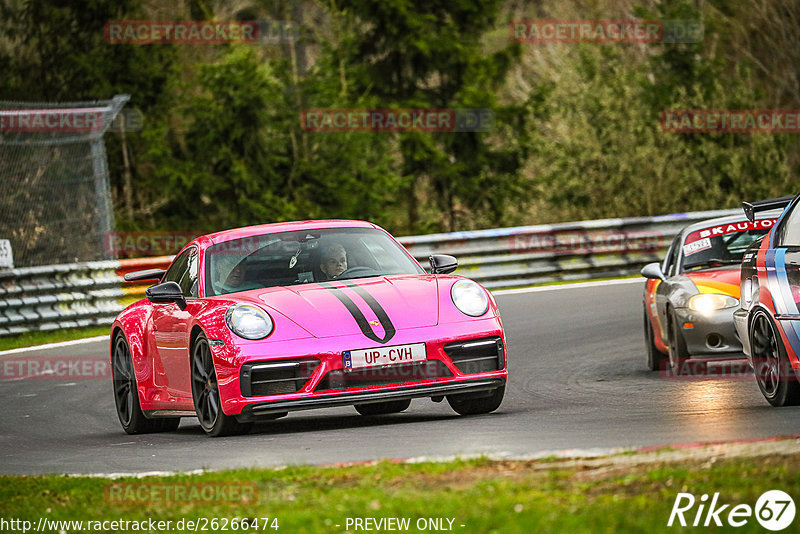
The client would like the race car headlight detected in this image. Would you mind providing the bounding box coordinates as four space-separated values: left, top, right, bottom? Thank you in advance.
451 280 489 317
688 294 739 315
225 303 273 340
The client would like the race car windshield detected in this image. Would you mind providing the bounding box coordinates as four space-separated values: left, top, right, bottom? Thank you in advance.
205 227 425 296
680 221 775 272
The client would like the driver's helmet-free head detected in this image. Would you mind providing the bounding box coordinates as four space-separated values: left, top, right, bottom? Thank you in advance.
212 253 248 291
319 241 347 279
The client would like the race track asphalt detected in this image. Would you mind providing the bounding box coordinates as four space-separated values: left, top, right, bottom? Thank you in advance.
2 279 798 475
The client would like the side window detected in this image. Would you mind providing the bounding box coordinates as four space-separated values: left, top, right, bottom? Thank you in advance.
664 234 681 277
777 202 800 246
180 251 199 297
163 248 198 297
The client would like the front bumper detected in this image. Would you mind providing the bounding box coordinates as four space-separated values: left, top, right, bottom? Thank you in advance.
673 307 744 357
212 316 508 416
237 377 506 422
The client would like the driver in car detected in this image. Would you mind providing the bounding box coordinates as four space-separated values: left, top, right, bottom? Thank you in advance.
216 259 261 293
319 242 348 280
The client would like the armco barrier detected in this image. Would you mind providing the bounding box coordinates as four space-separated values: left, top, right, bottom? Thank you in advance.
0 209 739 336
0 257 171 336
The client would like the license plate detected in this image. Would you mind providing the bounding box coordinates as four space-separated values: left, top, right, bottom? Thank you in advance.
343 343 426 370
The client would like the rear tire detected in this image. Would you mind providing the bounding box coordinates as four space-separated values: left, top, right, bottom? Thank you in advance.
112 333 180 434
191 332 253 437
750 310 800 407
447 386 505 416
355 399 411 416
644 309 666 371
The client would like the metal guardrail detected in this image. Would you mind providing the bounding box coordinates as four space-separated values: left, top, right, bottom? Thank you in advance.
0 209 739 336
401 209 739 288
0 257 170 336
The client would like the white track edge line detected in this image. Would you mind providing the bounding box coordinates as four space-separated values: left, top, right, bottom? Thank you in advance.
0 335 108 356
492 277 643 295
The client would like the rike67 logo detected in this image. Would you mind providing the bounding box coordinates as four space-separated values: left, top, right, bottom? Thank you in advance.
668 490 795 531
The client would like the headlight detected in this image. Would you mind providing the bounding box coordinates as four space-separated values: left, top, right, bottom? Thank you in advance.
225 303 273 340
688 293 739 315
451 280 489 317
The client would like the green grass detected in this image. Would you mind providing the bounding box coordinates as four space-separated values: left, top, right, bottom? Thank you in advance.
0 326 109 352
1 453 796 533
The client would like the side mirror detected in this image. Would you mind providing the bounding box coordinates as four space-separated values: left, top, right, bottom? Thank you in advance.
146 281 187 310
640 262 666 281
429 254 458 275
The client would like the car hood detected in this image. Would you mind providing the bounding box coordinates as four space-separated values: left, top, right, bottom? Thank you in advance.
234 275 439 340
684 266 741 298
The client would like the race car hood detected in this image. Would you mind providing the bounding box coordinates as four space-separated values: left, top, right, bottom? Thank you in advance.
235 275 439 339
684 266 741 298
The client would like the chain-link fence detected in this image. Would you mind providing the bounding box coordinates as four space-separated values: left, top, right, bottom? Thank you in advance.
0 95 128 268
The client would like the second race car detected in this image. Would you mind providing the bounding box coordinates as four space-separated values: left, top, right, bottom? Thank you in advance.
641 212 779 373
734 193 800 406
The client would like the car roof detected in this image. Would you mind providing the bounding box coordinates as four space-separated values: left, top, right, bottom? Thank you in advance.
679 209 784 239
204 219 379 244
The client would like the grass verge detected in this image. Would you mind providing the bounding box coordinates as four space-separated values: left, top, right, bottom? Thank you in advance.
0 449 796 533
0 326 109 352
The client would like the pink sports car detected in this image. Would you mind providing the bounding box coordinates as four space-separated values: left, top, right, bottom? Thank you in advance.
110 220 508 436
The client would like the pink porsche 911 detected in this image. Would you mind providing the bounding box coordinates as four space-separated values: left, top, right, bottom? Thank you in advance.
110 220 507 436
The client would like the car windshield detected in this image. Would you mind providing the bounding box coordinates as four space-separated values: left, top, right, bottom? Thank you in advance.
205 227 425 296
680 219 776 272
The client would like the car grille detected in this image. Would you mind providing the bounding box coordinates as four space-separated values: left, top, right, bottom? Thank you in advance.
315 360 452 391
240 358 320 397
443 337 504 373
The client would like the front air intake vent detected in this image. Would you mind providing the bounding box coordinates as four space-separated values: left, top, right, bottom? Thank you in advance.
316 360 452 391
443 337 504 374
241 358 319 397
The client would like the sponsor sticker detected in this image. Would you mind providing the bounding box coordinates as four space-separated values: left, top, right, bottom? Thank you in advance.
683 237 712 256
682 219 778 248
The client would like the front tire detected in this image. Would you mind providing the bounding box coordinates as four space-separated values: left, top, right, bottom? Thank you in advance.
644 309 666 371
667 309 690 375
191 332 253 437
750 310 800 407
112 333 180 434
355 399 411 416
447 386 505 416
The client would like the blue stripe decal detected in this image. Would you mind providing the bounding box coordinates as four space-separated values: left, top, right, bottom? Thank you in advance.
770 248 800 352
765 249 784 314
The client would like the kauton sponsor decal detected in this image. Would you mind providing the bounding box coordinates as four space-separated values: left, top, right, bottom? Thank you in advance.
683 219 776 245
